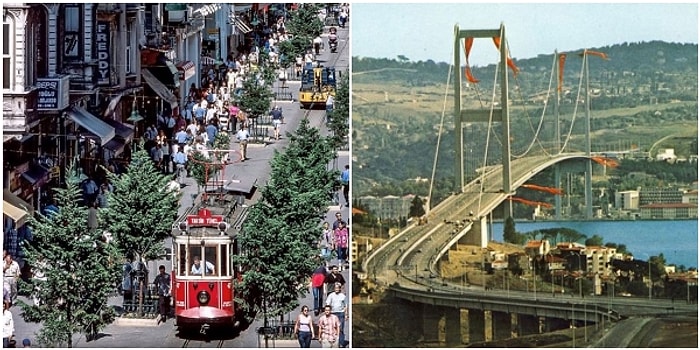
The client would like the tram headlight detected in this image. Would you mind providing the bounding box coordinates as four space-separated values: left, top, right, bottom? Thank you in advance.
197 290 211 305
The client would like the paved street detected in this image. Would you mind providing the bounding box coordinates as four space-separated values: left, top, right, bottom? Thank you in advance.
10 18 350 348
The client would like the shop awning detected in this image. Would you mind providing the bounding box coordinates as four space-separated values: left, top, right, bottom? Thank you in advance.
176 61 196 81
141 68 179 108
3 201 29 227
4 190 33 227
102 119 134 154
191 4 221 18
102 92 123 117
232 17 252 34
103 137 127 154
67 107 116 146
21 164 50 188
103 119 135 143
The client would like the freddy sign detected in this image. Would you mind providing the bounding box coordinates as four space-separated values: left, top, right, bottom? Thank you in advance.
96 21 110 86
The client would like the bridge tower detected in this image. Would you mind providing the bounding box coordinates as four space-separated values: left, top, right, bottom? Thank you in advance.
453 24 513 219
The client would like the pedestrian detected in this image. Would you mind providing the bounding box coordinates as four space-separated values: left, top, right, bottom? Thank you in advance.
228 102 240 132
206 119 218 147
270 106 283 140
323 265 345 297
121 256 134 305
334 221 349 270
236 125 250 162
173 148 187 185
2 300 14 348
325 283 348 348
311 261 328 316
96 183 109 208
325 95 334 124
319 222 333 263
317 305 340 348
153 265 171 324
332 212 344 230
81 175 98 206
340 165 349 207
293 305 315 348
3 253 20 304
87 201 98 229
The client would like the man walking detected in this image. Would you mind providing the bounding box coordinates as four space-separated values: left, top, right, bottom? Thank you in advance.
3 254 20 304
153 265 171 324
236 125 250 162
317 305 340 348
325 283 348 348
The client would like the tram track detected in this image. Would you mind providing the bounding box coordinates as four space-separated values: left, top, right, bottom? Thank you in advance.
181 338 225 348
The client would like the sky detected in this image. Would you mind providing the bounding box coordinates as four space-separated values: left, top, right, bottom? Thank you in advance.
351 3 698 66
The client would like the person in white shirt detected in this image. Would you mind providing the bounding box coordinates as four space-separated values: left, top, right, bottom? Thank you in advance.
3 300 13 348
190 256 215 275
3 254 20 303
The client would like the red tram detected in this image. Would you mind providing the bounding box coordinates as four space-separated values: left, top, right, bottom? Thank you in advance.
171 195 247 335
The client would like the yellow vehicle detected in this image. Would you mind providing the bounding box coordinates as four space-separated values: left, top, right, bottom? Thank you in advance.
299 65 336 109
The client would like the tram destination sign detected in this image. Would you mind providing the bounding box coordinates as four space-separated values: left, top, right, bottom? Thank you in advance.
187 208 224 227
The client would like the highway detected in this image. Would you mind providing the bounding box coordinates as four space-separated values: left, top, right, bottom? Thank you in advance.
362 153 698 320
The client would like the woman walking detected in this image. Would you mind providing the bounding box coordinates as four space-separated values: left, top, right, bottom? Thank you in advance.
293 305 315 348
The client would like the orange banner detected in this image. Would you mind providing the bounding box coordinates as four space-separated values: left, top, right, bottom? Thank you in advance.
581 50 609 60
464 37 480 83
492 37 519 76
558 53 567 93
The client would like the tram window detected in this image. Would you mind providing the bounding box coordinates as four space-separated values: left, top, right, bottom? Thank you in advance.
220 245 229 276
205 246 218 276
189 247 209 276
178 244 187 277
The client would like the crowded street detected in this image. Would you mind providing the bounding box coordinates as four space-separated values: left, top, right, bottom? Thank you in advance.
3 3 350 348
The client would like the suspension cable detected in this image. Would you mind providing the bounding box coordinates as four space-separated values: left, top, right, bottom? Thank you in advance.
475 58 501 214
510 52 557 158
558 54 586 154
427 48 455 214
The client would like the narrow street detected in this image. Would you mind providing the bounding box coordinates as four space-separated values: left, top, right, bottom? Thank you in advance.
9 5 350 348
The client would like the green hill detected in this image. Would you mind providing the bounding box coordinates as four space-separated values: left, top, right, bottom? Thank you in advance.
352 41 698 202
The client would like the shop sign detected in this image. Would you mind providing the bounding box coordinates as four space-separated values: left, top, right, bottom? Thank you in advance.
186 208 224 227
36 77 70 110
96 21 111 86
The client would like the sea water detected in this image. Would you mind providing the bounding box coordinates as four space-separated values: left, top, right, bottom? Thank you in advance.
491 220 699 269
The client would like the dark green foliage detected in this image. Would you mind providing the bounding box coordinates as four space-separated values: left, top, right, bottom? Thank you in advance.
584 234 604 247
502 217 518 244
408 195 425 218
329 72 349 150
103 147 179 262
188 151 223 191
234 118 337 320
18 173 120 347
237 69 275 119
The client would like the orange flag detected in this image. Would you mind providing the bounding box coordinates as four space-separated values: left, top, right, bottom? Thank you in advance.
581 50 609 60
558 53 567 93
463 37 480 83
492 37 519 76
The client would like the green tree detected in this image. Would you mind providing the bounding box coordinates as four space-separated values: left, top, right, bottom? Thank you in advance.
234 118 337 325
585 234 604 246
277 3 323 75
503 217 518 244
237 69 275 130
408 195 425 218
18 169 120 347
329 72 349 150
102 147 180 314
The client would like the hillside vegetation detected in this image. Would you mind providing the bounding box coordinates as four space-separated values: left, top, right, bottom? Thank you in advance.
352 41 698 204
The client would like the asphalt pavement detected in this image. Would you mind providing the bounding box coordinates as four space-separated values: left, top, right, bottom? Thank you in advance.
10 24 351 347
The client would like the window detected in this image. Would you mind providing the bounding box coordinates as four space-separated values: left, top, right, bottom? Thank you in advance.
63 5 80 58
3 19 13 89
125 21 133 74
